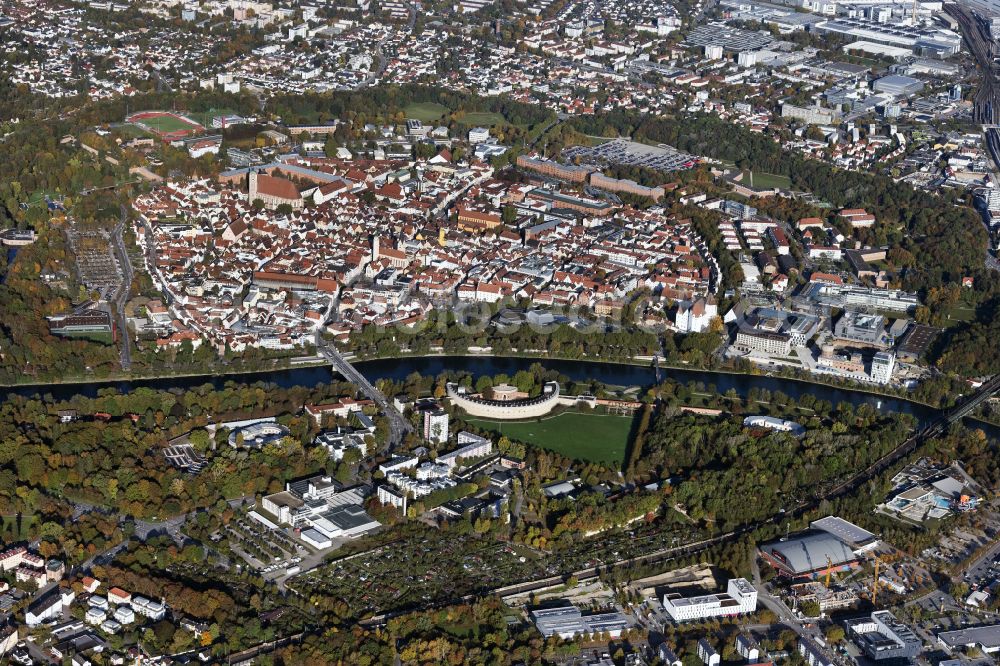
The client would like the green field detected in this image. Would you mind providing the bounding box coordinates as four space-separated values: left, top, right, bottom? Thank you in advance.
466 411 636 465
944 303 977 328
1 515 38 541
189 108 239 127
404 102 450 123
403 103 507 128
461 111 506 127
742 170 792 190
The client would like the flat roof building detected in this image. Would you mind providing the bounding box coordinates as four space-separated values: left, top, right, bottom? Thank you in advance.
938 624 1000 654
663 578 758 622
530 604 628 639
845 611 922 661
810 516 879 553
873 74 924 97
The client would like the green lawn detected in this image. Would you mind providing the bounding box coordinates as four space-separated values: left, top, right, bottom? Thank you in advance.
742 170 792 190
404 102 450 123
944 304 977 328
460 111 506 127
466 411 636 465
1 515 37 541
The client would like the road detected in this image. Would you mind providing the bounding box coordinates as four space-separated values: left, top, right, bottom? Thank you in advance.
315 332 412 448
109 204 134 370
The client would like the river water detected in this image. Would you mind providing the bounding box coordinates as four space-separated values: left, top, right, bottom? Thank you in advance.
0 355 961 425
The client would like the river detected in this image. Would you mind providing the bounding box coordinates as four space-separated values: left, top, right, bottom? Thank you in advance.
0 355 971 425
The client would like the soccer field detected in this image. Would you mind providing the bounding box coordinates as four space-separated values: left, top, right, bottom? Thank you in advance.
129 112 202 135
466 411 636 465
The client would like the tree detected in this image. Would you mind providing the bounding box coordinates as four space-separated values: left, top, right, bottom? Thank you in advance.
825 625 845 644
798 600 821 617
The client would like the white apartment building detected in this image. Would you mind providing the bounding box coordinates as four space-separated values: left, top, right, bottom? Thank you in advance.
438 432 493 468
132 595 168 621
663 578 758 622
377 484 407 512
423 408 449 444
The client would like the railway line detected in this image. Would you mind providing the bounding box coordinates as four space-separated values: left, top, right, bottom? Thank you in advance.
946 3 1000 124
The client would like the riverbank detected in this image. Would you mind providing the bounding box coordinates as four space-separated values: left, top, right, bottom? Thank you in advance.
342 349 949 412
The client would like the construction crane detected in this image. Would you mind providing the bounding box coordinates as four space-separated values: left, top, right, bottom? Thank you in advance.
872 556 881 606
825 556 833 588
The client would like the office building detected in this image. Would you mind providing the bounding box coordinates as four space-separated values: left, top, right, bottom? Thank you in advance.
663 578 758 622
735 330 792 355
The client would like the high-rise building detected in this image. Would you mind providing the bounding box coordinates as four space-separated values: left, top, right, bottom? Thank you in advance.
870 351 896 385
422 408 449 444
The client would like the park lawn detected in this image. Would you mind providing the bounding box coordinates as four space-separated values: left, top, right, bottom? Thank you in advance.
742 170 792 190
466 411 636 465
404 102 450 123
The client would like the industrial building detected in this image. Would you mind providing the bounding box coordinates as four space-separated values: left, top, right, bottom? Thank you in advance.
662 578 758 622
870 351 896 385
812 17 961 57
872 74 924 97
